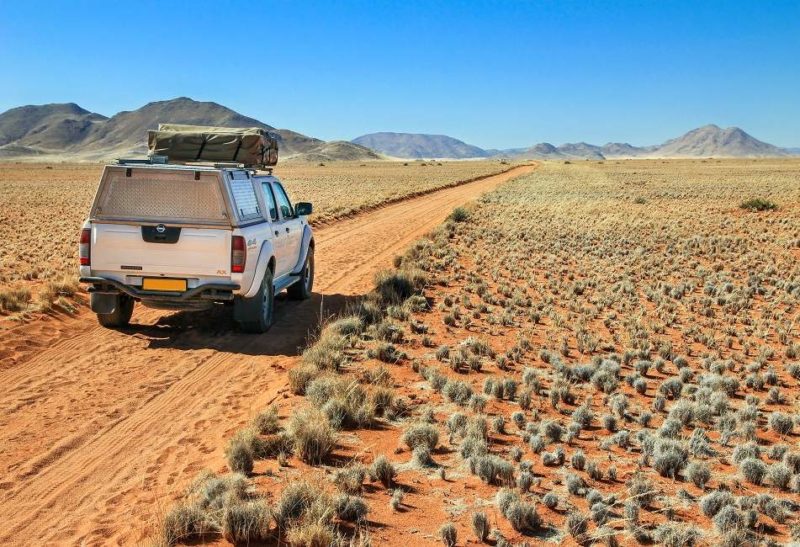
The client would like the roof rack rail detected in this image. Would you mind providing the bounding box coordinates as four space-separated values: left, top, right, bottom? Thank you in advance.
116 155 168 165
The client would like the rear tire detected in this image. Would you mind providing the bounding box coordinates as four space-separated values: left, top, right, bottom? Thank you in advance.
288 247 314 300
235 268 275 333
96 295 134 328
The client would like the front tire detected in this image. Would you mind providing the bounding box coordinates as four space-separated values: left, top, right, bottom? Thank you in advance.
96 294 134 328
288 247 314 300
235 268 275 333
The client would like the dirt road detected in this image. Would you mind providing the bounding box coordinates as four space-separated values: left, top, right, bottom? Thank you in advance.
0 164 536 545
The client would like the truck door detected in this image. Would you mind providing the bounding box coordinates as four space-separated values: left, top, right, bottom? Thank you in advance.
259 180 290 277
272 182 303 273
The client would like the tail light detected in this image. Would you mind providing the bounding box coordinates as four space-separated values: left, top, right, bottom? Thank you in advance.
231 236 246 273
79 228 91 266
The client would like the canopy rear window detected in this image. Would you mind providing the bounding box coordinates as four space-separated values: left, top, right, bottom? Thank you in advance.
92 167 230 225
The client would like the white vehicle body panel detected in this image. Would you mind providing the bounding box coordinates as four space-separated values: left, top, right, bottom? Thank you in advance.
80 162 313 307
90 224 232 277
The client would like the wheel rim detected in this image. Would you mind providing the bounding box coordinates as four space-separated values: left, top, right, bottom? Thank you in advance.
304 254 314 291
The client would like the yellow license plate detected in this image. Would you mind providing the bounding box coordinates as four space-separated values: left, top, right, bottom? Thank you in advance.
142 278 187 292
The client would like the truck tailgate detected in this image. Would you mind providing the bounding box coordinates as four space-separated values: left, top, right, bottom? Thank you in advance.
91 223 232 277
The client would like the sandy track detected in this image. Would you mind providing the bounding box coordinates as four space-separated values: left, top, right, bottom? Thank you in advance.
0 164 537 545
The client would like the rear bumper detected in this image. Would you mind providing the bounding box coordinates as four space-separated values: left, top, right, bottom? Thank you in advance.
79 276 240 302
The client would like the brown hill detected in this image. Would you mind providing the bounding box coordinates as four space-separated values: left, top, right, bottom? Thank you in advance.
287 141 383 162
651 124 788 157
0 98 326 160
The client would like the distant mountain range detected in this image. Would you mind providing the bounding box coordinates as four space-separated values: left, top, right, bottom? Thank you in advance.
352 132 490 159
0 98 379 162
0 97 796 162
355 125 797 160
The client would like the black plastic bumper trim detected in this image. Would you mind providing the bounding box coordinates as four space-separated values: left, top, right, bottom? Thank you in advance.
80 277 239 301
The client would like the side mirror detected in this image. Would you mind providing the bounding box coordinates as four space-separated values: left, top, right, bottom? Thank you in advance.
295 202 313 216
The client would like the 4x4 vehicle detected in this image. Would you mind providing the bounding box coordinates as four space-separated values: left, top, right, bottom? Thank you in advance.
78 128 314 333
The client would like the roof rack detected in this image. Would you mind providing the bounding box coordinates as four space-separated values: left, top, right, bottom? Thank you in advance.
114 156 273 175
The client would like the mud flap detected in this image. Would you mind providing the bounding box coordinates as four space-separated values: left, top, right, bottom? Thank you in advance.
233 293 262 322
90 292 118 314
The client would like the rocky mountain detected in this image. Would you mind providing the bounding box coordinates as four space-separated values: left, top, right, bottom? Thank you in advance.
352 132 489 159
1 100 795 162
0 98 346 160
287 141 383 163
600 142 650 157
651 124 788 158
0 103 107 156
497 126 790 160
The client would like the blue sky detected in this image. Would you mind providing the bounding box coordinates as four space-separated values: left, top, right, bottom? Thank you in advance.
1 1 798 148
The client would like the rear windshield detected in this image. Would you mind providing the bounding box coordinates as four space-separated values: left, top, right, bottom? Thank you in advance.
92 167 230 225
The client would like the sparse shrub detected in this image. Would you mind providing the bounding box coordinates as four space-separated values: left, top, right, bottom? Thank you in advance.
591 502 610 525
274 481 327 529
375 269 426 305
371 455 396 487
566 511 589 542
769 462 792 490
335 494 368 522
713 505 746 533
529 434 545 454
769 412 794 436
566 473 587 496
334 465 366 494
412 445 435 467
653 522 700 547
602 414 617 432
685 461 711 489
225 434 255 475
286 521 335 547
472 511 490 542
221 499 272 543
252 405 280 435
288 408 337 464
700 490 734 517
439 523 457 547
541 446 565 467
587 460 603 480
739 457 767 485
541 420 563 443
652 439 689 479
627 474 656 507
543 492 559 509
448 207 470 222
505 500 541 532
740 198 777 212
732 442 760 464
473 454 514 485
162 502 207 544
571 450 586 470
390 489 404 510
402 423 439 451
443 379 473 405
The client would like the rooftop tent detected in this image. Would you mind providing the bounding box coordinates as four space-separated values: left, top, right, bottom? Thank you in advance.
147 124 279 167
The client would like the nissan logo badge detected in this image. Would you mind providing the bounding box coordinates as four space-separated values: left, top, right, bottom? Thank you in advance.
156 224 166 234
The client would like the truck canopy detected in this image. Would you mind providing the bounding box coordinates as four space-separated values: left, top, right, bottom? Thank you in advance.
90 165 233 226
147 124 279 167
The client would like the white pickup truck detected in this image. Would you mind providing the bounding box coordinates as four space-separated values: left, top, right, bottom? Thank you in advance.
78 160 314 333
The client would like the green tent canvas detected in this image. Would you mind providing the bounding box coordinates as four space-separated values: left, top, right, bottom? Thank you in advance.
147 124 279 167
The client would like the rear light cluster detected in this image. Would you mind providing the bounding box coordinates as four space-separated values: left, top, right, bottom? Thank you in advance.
79 228 91 266
231 236 246 273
